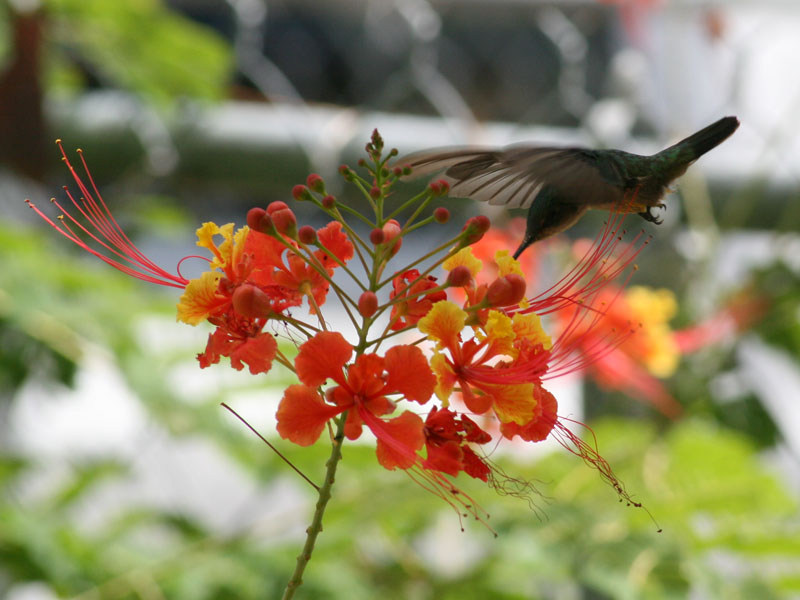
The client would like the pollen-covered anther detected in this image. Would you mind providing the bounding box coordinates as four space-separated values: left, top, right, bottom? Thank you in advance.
446 265 473 288
306 173 325 194
487 273 526 306
246 207 275 235
232 284 273 319
358 291 379 318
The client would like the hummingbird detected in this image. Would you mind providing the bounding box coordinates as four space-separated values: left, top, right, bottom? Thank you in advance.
404 116 740 258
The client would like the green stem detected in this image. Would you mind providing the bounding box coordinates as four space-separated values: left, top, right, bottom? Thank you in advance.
281 415 347 600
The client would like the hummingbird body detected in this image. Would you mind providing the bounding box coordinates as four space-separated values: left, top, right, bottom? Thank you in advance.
404 116 740 258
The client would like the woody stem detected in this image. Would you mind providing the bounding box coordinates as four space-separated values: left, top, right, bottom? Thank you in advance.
281 414 347 599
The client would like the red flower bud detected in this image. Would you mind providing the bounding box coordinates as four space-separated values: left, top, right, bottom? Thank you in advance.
487 274 526 307
429 179 450 197
382 219 401 242
382 219 403 256
306 173 325 194
271 208 297 239
461 215 492 245
370 228 385 245
321 195 336 209
370 186 381 199
392 166 403 177
246 207 274 235
267 201 290 214
358 291 379 318
232 284 273 319
446 265 473 287
298 225 317 245
292 185 311 201
433 207 450 224
338 164 354 181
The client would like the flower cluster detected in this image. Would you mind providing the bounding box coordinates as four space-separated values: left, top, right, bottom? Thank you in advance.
29 131 652 525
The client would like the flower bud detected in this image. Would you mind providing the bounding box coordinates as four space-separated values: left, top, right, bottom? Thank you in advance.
267 201 290 214
429 179 450 197
338 165 354 181
370 228 385 245
392 166 403 177
246 207 275 235
292 185 311 202
487 274 527 307
306 173 325 194
461 215 492 245
321 195 336 209
370 186 381 199
271 208 297 239
358 291 378 318
382 219 402 256
446 265 473 288
298 225 317 245
232 284 273 319
433 207 450 224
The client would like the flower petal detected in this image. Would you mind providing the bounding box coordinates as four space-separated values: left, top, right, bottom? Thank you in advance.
366 410 425 470
316 221 354 266
295 331 353 387
488 383 536 425
384 344 435 404
177 271 226 325
443 247 483 277
417 300 466 349
276 385 342 446
500 385 558 442
229 332 278 375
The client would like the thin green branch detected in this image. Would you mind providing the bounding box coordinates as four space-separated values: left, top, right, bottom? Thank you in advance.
281 414 347 600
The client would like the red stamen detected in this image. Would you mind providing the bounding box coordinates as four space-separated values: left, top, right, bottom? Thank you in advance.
27 142 189 288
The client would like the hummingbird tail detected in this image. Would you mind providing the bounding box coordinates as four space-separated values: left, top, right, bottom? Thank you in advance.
673 116 740 159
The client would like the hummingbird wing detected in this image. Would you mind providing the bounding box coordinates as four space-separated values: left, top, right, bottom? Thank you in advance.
403 146 626 209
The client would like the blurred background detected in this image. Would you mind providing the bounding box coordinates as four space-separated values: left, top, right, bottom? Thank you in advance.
2 0 800 598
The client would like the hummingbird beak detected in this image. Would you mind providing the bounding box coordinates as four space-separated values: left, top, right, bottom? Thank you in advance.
512 238 531 260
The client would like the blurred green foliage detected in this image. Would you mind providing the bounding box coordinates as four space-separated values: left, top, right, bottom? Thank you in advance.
37 0 231 105
2 223 800 599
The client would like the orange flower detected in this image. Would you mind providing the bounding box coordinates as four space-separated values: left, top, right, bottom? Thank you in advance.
276 331 436 469
418 301 553 429
555 285 683 417
388 269 447 330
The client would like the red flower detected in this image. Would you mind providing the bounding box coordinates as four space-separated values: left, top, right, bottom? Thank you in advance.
423 407 492 481
276 331 435 469
389 269 447 330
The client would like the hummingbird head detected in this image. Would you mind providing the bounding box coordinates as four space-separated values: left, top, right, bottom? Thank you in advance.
513 188 589 258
